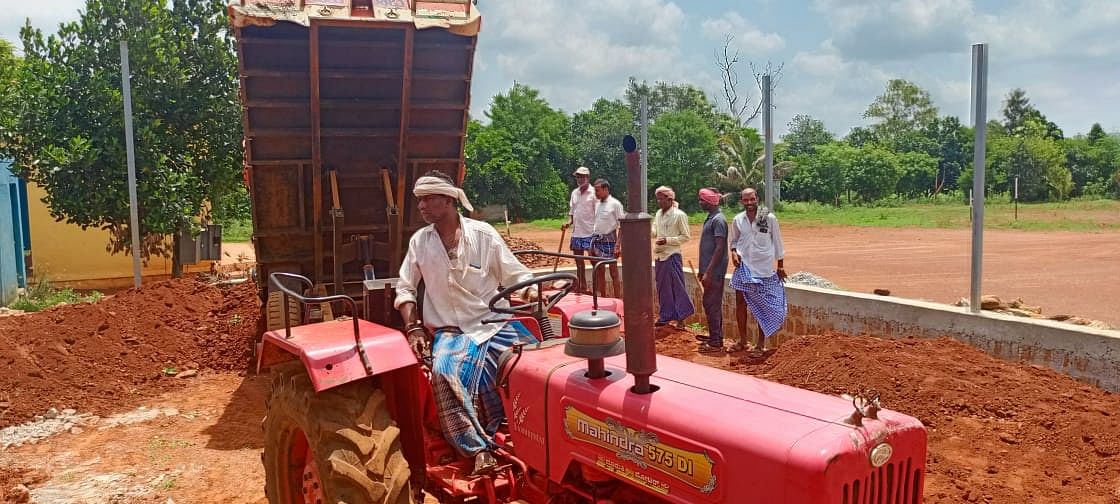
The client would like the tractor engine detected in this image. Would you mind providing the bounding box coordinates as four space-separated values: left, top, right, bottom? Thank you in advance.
501 344 926 503
498 135 927 503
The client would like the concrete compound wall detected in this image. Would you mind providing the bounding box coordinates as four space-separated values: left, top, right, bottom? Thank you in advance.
546 264 1120 392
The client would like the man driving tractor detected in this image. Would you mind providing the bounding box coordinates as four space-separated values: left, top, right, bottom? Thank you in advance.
394 170 541 476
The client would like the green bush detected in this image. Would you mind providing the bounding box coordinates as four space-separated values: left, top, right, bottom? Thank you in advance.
8 278 103 312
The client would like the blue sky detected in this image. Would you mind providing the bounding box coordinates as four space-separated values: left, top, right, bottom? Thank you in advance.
5 0 1118 137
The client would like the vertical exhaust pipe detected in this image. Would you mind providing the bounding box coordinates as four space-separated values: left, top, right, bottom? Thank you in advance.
620 134 657 394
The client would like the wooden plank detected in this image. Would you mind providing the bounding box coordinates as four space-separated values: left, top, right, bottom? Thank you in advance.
311 23 324 284
407 128 465 137
253 224 390 238
297 163 307 231
320 127 399 137
246 98 308 109
456 36 478 186
405 157 460 163
250 158 313 166
320 98 401 109
242 69 307 78
392 27 414 275
320 39 404 50
319 69 402 80
410 100 467 110
412 71 469 81
247 128 310 137
239 37 308 48
235 29 260 269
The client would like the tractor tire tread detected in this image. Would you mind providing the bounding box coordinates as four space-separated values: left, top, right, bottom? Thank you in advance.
263 362 413 504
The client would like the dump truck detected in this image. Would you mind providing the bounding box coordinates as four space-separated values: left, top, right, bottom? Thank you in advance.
231 0 480 330
232 2 929 502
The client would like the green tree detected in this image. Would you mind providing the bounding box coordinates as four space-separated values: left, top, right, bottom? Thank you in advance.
648 110 719 212
714 127 762 192
894 151 939 198
923 116 972 192
846 146 902 202
844 126 878 148
783 114 834 157
0 40 19 147
784 142 855 206
1087 123 1107 144
464 84 572 220
987 135 1070 201
1001 88 1063 140
4 0 242 276
625 77 730 132
863 79 938 149
1064 134 1120 197
570 98 635 202
1002 88 1032 133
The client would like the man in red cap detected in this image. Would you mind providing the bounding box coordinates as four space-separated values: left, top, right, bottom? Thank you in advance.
696 188 729 353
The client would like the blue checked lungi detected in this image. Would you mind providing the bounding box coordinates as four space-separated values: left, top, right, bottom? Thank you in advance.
570 235 594 251
730 264 787 338
590 232 617 257
431 321 539 457
655 253 695 323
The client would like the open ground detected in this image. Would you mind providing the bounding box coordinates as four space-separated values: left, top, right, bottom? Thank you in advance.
509 223 1120 327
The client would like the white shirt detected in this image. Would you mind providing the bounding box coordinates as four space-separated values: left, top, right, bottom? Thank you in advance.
568 186 597 238
729 210 785 278
592 196 625 236
394 216 534 344
651 204 690 260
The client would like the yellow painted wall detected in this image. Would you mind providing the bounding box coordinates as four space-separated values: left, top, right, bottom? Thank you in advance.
26 183 213 290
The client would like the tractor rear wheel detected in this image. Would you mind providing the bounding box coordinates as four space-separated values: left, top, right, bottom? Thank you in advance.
263 362 413 504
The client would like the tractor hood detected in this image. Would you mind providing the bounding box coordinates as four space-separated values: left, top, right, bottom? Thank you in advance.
503 343 926 503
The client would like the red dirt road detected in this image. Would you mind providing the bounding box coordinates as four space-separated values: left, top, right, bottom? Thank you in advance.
513 225 1120 326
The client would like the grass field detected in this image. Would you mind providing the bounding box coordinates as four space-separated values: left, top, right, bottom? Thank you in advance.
521 198 1120 233
216 199 1120 243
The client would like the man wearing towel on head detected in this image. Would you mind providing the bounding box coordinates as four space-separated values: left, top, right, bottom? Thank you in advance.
652 185 694 328
395 170 540 475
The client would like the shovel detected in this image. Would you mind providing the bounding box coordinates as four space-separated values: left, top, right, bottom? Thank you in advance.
553 225 567 273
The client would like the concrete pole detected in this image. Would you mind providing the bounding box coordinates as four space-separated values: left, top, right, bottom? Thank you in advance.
969 43 988 313
763 74 774 210
120 41 142 289
639 95 649 213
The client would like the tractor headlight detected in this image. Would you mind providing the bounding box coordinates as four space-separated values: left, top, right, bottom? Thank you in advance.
870 442 893 467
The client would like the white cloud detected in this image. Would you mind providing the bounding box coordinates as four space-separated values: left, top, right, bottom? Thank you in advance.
476 0 692 116
811 0 973 60
700 12 785 53
0 0 85 45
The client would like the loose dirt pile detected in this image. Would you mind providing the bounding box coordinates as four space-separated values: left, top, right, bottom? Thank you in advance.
0 279 260 429
505 236 565 269
656 329 1120 503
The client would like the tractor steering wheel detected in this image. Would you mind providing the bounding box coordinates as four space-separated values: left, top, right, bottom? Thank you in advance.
488 272 578 319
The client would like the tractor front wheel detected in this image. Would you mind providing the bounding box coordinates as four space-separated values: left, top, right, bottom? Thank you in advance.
263 362 413 504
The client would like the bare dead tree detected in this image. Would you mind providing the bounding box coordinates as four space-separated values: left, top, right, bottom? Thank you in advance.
715 34 784 128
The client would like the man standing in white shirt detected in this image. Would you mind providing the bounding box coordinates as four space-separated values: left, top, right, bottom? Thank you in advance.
561 166 596 293
728 187 787 358
652 185 694 328
590 178 624 298
395 171 540 475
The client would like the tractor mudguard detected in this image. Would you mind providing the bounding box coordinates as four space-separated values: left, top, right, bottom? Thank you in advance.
256 318 418 392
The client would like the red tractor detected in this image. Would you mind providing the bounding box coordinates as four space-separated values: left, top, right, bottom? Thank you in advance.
231 2 927 502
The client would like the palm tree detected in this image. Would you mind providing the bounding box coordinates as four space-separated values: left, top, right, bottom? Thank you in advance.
714 129 795 203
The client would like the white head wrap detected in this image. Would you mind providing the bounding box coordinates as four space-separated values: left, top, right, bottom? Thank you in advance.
654 185 676 200
413 176 474 212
